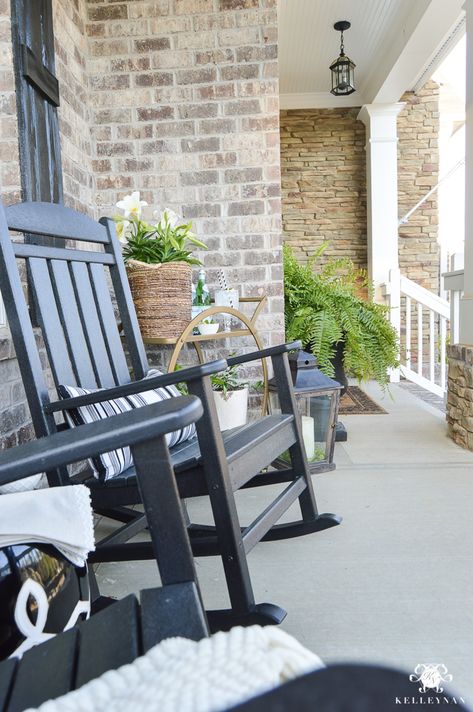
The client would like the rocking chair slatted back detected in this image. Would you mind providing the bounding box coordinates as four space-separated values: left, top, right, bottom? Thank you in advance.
6 201 109 243
0 202 149 441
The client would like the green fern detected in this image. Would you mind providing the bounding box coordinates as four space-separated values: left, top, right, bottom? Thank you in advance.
284 244 399 389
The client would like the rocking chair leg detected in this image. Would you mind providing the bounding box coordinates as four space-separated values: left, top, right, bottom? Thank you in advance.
207 602 287 633
188 377 263 620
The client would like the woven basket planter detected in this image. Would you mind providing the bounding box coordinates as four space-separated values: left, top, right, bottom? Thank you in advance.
126 260 192 339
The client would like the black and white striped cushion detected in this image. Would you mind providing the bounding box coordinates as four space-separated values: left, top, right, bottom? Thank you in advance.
58 370 196 482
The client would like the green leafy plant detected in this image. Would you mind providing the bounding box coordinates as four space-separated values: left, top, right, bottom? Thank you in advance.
284 244 399 388
280 446 326 464
201 317 217 325
211 362 247 400
114 192 206 266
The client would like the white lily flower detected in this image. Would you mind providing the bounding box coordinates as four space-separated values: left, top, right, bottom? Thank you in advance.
116 191 148 218
153 208 182 230
116 219 131 244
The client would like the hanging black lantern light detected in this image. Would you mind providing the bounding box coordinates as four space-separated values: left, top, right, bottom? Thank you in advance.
330 20 356 96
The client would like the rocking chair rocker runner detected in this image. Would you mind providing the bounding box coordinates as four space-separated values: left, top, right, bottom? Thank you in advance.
0 200 341 629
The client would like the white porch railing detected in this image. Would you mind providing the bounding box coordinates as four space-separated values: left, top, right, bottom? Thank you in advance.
385 268 450 398
443 255 464 345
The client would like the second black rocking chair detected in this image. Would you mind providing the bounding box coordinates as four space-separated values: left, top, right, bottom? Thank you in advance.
0 199 341 630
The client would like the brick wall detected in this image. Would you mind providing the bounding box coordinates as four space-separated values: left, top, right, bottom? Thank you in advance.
398 80 440 292
0 2 29 451
0 0 282 447
0 0 21 206
0 0 95 452
280 107 367 269
54 0 94 215
86 0 283 353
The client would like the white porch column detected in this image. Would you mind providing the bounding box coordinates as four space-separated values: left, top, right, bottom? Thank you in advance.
357 103 405 300
460 0 473 343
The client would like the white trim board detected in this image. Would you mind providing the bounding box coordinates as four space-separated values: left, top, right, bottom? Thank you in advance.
280 91 366 111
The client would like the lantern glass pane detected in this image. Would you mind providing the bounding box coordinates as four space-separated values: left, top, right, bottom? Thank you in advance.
293 392 332 463
269 384 338 469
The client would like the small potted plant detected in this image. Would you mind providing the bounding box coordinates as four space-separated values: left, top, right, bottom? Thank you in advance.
115 191 206 339
198 318 219 336
211 362 248 431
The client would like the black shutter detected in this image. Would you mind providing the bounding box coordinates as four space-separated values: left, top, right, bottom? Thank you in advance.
11 0 64 238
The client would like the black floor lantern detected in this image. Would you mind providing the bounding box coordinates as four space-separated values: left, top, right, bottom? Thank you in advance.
330 20 356 96
269 350 342 474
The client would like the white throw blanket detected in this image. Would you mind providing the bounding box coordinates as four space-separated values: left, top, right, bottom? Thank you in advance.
0 485 95 567
27 626 323 712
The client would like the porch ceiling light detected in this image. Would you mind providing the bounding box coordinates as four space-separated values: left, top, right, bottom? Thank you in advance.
330 20 356 96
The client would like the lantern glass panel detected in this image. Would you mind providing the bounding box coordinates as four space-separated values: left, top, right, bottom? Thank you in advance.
330 57 355 96
294 392 333 463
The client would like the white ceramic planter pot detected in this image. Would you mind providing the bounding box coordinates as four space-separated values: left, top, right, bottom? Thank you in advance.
213 387 248 431
198 322 219 335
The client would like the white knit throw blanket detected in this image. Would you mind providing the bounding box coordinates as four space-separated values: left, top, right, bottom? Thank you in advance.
27 626 323 712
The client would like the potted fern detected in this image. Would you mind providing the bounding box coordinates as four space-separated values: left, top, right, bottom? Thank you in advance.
115 192 206 339
284 244 399 389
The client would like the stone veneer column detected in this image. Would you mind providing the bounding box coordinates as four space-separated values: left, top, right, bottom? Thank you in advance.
357 103 405 300
446 345 473 449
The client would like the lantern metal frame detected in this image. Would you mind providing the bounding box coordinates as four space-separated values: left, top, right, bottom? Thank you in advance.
330 20 356 96
269 350 342 475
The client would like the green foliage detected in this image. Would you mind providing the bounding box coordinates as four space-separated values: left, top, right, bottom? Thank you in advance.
211 362 247 400
284 244 399 388
118 212 207 266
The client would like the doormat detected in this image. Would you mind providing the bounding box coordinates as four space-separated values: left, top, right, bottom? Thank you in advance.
338 386 387 415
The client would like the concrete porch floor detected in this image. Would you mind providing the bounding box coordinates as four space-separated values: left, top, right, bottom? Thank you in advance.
96 382 473 703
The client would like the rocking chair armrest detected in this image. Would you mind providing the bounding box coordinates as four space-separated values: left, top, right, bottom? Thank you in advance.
0 397 203 487
226 340 302 367
45 359 228 414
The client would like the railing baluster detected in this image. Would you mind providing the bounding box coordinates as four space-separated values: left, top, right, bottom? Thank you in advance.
405 296 411 369
429 310 435 383
440 316 447 392
453 290 460 344
399 273 449 396
417 303 423 376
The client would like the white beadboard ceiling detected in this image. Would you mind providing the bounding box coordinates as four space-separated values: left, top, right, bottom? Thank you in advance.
278 0 465 108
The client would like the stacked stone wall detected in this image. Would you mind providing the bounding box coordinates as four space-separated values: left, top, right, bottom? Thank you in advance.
280 107 367 269
398 81 440 292
279 81 440 290
447 345 473 450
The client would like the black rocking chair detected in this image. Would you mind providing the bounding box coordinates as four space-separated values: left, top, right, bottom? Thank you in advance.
0 200 341 630
0 397 209 712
